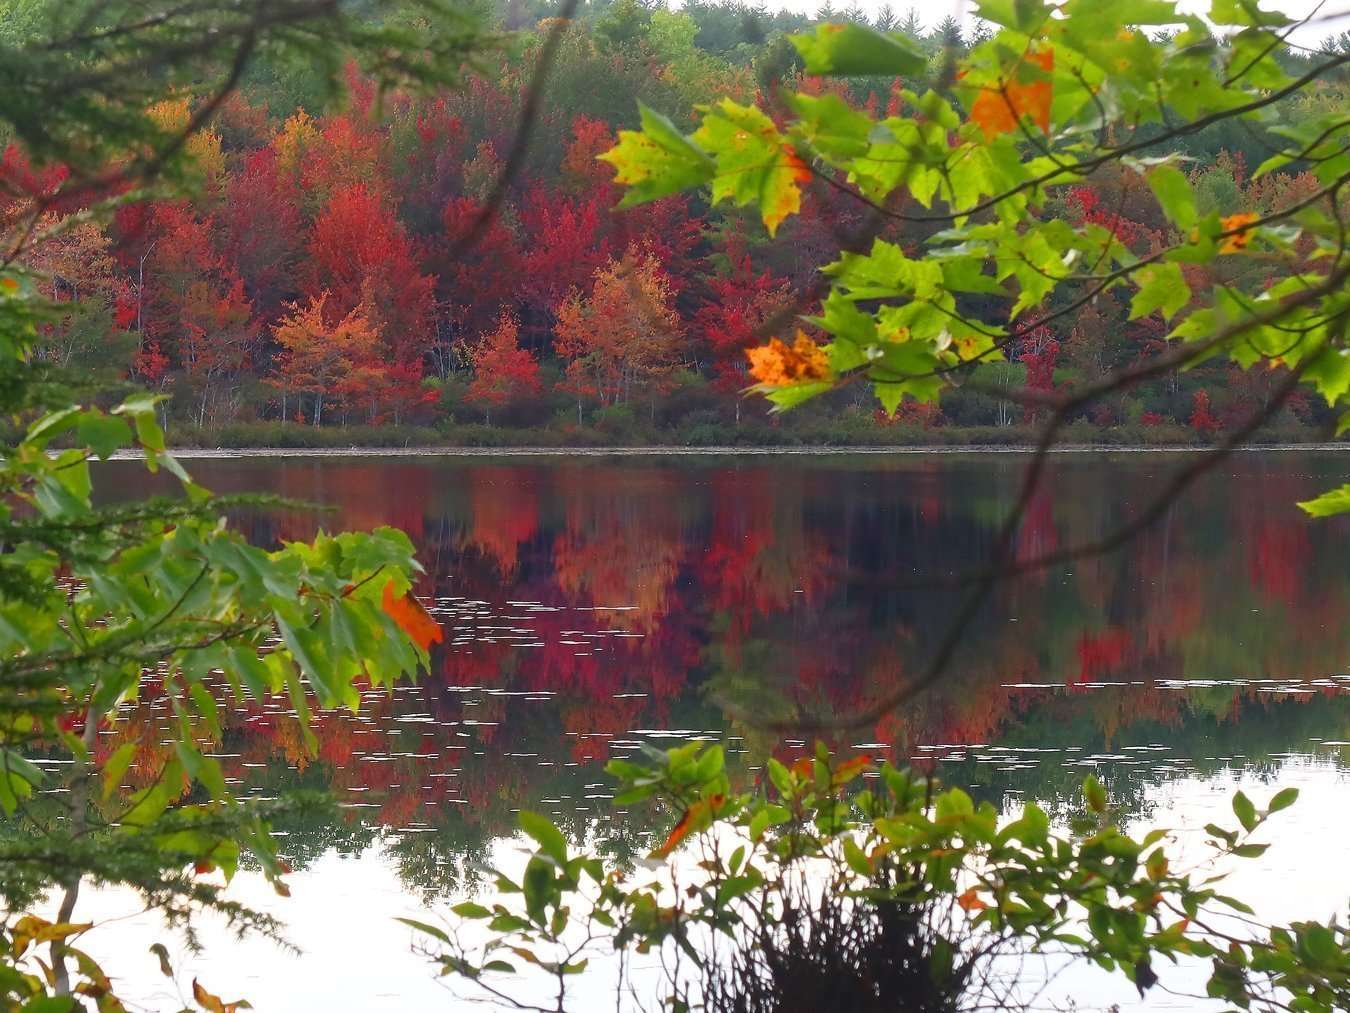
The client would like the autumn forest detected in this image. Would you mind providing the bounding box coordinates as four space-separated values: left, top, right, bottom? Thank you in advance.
7 0 1346 447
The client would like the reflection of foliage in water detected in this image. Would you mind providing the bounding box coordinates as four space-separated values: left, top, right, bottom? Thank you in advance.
87 454 1350 890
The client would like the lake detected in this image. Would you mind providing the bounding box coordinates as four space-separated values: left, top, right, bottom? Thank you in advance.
71 450 1350 1010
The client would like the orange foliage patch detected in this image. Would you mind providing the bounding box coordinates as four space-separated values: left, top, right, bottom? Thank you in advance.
1219 212 1259 253
193 978 249 1013
745 330 832 387
790 755 815 779
969 47 1054 140
781 146 811 184
381 579 444 651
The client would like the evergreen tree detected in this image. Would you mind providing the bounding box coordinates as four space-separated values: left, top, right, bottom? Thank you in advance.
898 6 923 40
933 13 964 49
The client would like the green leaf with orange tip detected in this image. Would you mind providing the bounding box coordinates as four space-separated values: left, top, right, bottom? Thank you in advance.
598 103 713 207
651 794 725 859
831 754 872 786
692 99 808 236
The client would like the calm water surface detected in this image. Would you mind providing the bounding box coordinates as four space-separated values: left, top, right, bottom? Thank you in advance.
70 452 1350 1010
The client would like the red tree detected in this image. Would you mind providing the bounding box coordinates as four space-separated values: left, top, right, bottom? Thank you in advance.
1189 390 1221 434
693 254 793 409
306 183 436 364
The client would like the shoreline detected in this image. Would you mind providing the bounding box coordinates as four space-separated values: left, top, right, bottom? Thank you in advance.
119 442 1350 459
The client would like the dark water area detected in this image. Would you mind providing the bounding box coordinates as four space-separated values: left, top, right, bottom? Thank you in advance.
81 451 1350 1010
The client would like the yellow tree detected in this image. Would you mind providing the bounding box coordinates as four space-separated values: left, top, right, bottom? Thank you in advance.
21 213 133 371
270 290 380 425
554 247 684 421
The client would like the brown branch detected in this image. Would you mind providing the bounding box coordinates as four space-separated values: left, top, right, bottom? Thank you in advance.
445 0 582 262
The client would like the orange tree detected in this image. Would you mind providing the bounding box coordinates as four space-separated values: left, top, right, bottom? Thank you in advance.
270 291 382 425
465 310 542 425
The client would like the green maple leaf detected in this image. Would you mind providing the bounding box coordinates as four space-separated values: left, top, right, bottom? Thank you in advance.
599 103 713 207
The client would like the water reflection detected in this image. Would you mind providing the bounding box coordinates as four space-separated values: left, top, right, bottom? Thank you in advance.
88 452 1350 893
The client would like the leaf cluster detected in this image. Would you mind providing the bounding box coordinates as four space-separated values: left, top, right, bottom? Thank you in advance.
416 741 1350 1012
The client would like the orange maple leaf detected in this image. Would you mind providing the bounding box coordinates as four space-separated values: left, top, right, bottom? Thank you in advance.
1219 212 1259 253
956 887 990 912
381 579 444 651
969 46 1054 140
746 330 832 387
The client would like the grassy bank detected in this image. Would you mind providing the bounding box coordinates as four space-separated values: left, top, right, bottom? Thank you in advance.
163 418 1339 450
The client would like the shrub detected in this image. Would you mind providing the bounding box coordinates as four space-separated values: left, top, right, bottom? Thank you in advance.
410 743 1350 1013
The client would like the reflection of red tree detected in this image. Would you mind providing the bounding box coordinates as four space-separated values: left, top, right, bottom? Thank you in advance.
1072 627 1132 688
377 789 419 828
562 696 643 763
443 644 514 687
914 464 943 527
463 466 540 577
698 469 833 640
264 463 431 541
551 467 684 631
1015 485 1059 569
1248 518 1310 604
